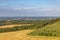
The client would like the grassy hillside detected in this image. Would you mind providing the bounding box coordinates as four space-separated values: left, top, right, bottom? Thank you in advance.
28 21 60 37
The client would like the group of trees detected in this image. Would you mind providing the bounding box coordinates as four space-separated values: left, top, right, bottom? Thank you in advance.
0 25 36 33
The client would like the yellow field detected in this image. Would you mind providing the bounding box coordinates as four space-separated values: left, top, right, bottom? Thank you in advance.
0 30 60 40
0 24 32 28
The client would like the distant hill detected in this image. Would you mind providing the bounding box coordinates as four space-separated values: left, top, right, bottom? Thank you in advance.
0 16 56 21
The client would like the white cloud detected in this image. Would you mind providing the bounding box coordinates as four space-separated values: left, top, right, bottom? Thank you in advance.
0 7 59 16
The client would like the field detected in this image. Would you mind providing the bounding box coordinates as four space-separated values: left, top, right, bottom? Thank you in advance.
28 21 60 37
0 30 60 40
0 24 32 28
0 18 60 40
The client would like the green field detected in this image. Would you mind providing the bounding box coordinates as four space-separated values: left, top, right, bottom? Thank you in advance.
28 21 60 37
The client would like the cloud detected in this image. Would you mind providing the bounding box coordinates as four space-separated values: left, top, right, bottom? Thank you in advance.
0 7 59 17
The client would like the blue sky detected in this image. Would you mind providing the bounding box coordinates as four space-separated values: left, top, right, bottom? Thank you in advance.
0 0 59 17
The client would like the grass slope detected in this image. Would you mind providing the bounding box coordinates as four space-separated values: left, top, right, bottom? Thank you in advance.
28 21 60 37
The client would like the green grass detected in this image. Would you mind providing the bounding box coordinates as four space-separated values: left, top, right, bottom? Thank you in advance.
28 21 60 37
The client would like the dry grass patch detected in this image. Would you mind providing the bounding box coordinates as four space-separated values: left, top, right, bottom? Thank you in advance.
0 30 60 40
0 24 33 28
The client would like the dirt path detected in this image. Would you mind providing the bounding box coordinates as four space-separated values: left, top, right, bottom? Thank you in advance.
0 30 60 40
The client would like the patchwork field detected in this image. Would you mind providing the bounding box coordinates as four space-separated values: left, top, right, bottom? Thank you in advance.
0 18 60 40
0 21 60 40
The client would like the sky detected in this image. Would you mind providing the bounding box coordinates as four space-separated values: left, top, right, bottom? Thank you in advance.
0 0 59 17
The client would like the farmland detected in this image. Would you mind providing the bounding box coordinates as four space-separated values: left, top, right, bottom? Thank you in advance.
0 17 60 40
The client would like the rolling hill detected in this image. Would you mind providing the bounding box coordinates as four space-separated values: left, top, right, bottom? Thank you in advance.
28 21 60 37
